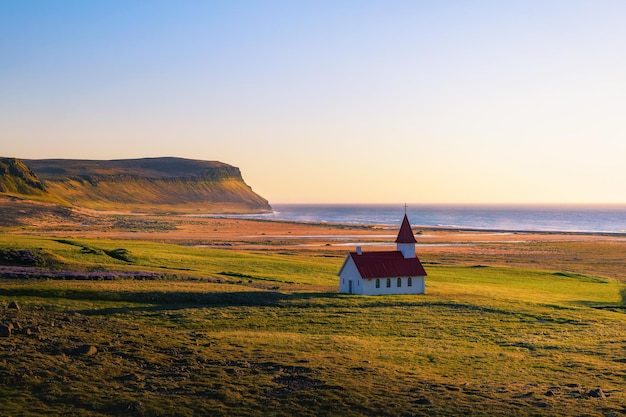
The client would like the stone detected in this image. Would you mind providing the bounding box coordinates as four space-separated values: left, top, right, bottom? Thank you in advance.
414 397 432 405
127 401 143 412
23 326 40 336
588 388 606 399
68 344 98 356
7 301 20 310
0 324 12 337
80 345 98 355
119 373 143 382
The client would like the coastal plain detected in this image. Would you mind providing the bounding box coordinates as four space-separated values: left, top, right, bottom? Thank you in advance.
1 201 625 416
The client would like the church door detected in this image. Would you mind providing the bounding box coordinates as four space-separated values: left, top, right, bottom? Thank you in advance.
348 280 353 294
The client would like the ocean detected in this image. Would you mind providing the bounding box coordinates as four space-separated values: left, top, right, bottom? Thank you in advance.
223 204 626 234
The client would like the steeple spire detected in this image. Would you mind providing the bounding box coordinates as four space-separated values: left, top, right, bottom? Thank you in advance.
395 213 417 258
395 214 417 244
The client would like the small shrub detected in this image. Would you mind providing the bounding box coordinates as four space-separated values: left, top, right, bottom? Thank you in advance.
0 249 42 266
80 246 104 255
104 248 134 263
620 287 626 306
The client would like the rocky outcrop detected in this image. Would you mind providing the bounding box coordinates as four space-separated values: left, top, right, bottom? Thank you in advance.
0 158 49 196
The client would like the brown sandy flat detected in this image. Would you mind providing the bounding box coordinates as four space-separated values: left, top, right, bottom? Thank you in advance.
4 196 624 248
4 197 626 280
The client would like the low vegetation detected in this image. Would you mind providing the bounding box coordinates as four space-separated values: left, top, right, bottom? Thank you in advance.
0 158 68 205
0 229 625 417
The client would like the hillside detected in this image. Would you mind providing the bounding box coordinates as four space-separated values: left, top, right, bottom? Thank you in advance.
0 158 68 205
0 229 624 416
1 157 271 213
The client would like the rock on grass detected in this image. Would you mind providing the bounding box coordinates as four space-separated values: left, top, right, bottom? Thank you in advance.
65 344 98 356
588 388 606 399
0 323 13 337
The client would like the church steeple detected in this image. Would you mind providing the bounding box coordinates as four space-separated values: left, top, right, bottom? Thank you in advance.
395 214 416 258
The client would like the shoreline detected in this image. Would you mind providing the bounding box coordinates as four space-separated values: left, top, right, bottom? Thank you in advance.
4 208 626 281
3 196 626 246
198 215 626 238
10 216 626 254
4 197 626 237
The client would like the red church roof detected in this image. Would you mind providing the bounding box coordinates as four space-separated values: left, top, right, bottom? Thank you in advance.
349 251 427 279
395 214 417 243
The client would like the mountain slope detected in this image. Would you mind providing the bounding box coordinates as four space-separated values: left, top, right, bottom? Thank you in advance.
0 158 68 205
2 157 270 213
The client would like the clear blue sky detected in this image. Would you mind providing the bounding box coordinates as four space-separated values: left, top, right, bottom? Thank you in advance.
2 1 625 204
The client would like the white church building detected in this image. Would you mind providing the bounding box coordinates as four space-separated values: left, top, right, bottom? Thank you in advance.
338 214 427 295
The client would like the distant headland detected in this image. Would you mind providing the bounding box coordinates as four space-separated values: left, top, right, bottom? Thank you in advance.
0 156 271 214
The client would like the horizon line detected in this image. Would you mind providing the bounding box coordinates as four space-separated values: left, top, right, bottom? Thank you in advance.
268 202 626 206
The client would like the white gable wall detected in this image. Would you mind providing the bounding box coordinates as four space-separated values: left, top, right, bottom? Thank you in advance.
338 256 364 295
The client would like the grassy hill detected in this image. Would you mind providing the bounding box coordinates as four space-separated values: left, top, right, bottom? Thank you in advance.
0 233 624 416
0 158 68 205
1 157 270 213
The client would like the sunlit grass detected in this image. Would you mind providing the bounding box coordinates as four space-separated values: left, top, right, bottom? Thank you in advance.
0 234 340 286
1 233 625 416
427 265 620 305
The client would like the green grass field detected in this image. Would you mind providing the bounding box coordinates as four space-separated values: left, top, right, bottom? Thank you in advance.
1 234 625 416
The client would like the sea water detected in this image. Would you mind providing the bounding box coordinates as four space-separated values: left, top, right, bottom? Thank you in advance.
226 204 626 234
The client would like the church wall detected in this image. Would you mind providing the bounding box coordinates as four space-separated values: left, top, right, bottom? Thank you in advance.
338 257 364 294
397 243 416 259
362 276 425 296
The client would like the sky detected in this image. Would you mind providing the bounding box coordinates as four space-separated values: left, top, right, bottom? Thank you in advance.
2 1 626 205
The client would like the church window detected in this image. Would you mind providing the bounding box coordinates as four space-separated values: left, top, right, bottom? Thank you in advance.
386 278 391 288
397 277 402 287
408 277 412 287
375 279 380 288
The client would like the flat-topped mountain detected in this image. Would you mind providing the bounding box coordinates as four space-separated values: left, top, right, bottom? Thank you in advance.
0 157 271 213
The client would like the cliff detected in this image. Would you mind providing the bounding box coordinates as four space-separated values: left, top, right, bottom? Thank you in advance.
1 157 271 213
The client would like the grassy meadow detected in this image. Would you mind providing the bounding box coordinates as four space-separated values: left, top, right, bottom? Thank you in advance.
1 231 625 416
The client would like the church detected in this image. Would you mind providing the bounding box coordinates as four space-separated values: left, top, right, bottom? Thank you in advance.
337 214 427 295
